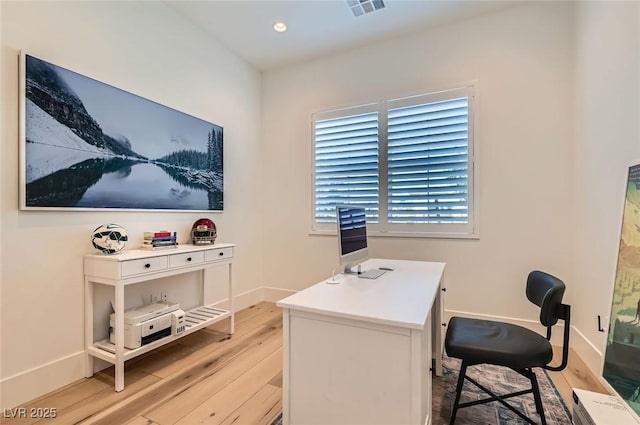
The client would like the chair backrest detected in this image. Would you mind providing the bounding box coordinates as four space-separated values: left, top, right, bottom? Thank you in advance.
526 270 566 327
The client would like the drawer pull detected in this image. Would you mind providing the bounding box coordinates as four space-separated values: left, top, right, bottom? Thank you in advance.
144 263 151 269
219 252 224 256
186 257 192 262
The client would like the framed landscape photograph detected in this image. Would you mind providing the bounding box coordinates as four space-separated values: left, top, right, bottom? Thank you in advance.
19 51 223 211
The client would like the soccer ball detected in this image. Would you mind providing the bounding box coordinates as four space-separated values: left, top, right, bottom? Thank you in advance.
91 224 128 254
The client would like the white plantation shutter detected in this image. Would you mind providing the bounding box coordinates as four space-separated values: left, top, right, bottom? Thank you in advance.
314 107 379 223
387 96 469 224
311 85 476 238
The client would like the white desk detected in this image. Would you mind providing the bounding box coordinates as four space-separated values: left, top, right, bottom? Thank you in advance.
277 258 445 425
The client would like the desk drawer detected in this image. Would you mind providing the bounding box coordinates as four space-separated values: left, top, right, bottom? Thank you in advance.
121 256 168 277
169 251 204 268
205 247 233 262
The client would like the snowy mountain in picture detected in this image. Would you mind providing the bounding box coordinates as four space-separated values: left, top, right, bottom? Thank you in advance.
25 99 111 183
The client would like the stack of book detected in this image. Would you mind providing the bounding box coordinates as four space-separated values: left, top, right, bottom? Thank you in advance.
141 231 178 250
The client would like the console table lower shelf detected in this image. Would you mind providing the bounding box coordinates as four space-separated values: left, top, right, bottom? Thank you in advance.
89 304 231 363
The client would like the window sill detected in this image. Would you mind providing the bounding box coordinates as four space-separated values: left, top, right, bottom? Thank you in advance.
309 228 479 240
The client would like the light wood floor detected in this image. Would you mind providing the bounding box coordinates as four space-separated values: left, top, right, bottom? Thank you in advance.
548 345 609 405
2 301 608 425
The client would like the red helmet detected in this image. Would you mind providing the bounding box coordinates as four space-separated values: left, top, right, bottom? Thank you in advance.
191 218 217 244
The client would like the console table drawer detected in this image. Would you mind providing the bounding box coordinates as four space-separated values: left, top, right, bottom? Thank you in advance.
169 251 204 268
121 256 168 277
205 247 233 262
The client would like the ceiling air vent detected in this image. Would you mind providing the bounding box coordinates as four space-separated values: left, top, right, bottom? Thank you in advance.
347 0 386 17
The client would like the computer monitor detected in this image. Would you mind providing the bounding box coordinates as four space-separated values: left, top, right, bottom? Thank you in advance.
336 205 368 273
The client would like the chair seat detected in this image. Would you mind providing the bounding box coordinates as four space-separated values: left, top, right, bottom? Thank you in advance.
445 317 553 369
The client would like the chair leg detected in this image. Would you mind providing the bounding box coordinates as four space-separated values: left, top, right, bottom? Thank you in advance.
529 370 547 425
449 361 468 425
450 363 548 425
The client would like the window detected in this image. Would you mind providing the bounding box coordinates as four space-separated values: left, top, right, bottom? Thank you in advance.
312 85 477 238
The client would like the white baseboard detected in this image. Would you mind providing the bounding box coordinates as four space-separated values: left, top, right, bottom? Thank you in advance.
261 286 297 303
209 286 295 311
210 286 264 311
1 285 294 409
1 351 85 410
2 290 606 410
570 326 604 378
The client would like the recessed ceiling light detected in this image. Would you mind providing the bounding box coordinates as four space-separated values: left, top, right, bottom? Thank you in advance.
273 21 287 33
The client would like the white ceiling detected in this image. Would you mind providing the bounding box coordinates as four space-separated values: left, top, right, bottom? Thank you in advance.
165 0 519 71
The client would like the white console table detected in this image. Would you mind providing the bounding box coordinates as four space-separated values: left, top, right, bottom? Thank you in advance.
277 258 445 425
84 243 235 391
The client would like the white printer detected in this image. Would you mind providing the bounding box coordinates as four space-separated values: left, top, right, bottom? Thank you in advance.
109 301 185 349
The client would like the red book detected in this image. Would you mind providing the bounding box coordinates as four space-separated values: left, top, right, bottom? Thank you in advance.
143 231 173 239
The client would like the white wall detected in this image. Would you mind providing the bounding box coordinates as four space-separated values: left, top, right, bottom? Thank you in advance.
0 1 263 408
0 0 4 411
261 2 575 322
571 1 640 373
2 0 638 410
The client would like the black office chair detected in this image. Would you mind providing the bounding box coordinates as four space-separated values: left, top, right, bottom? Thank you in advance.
444 270 571 425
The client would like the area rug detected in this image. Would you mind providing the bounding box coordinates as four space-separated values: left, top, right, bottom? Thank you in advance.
270 356 572 425
432 356 572 424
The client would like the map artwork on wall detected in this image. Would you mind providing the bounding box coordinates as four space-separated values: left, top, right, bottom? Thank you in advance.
19 52 223 211
603 163 640 417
